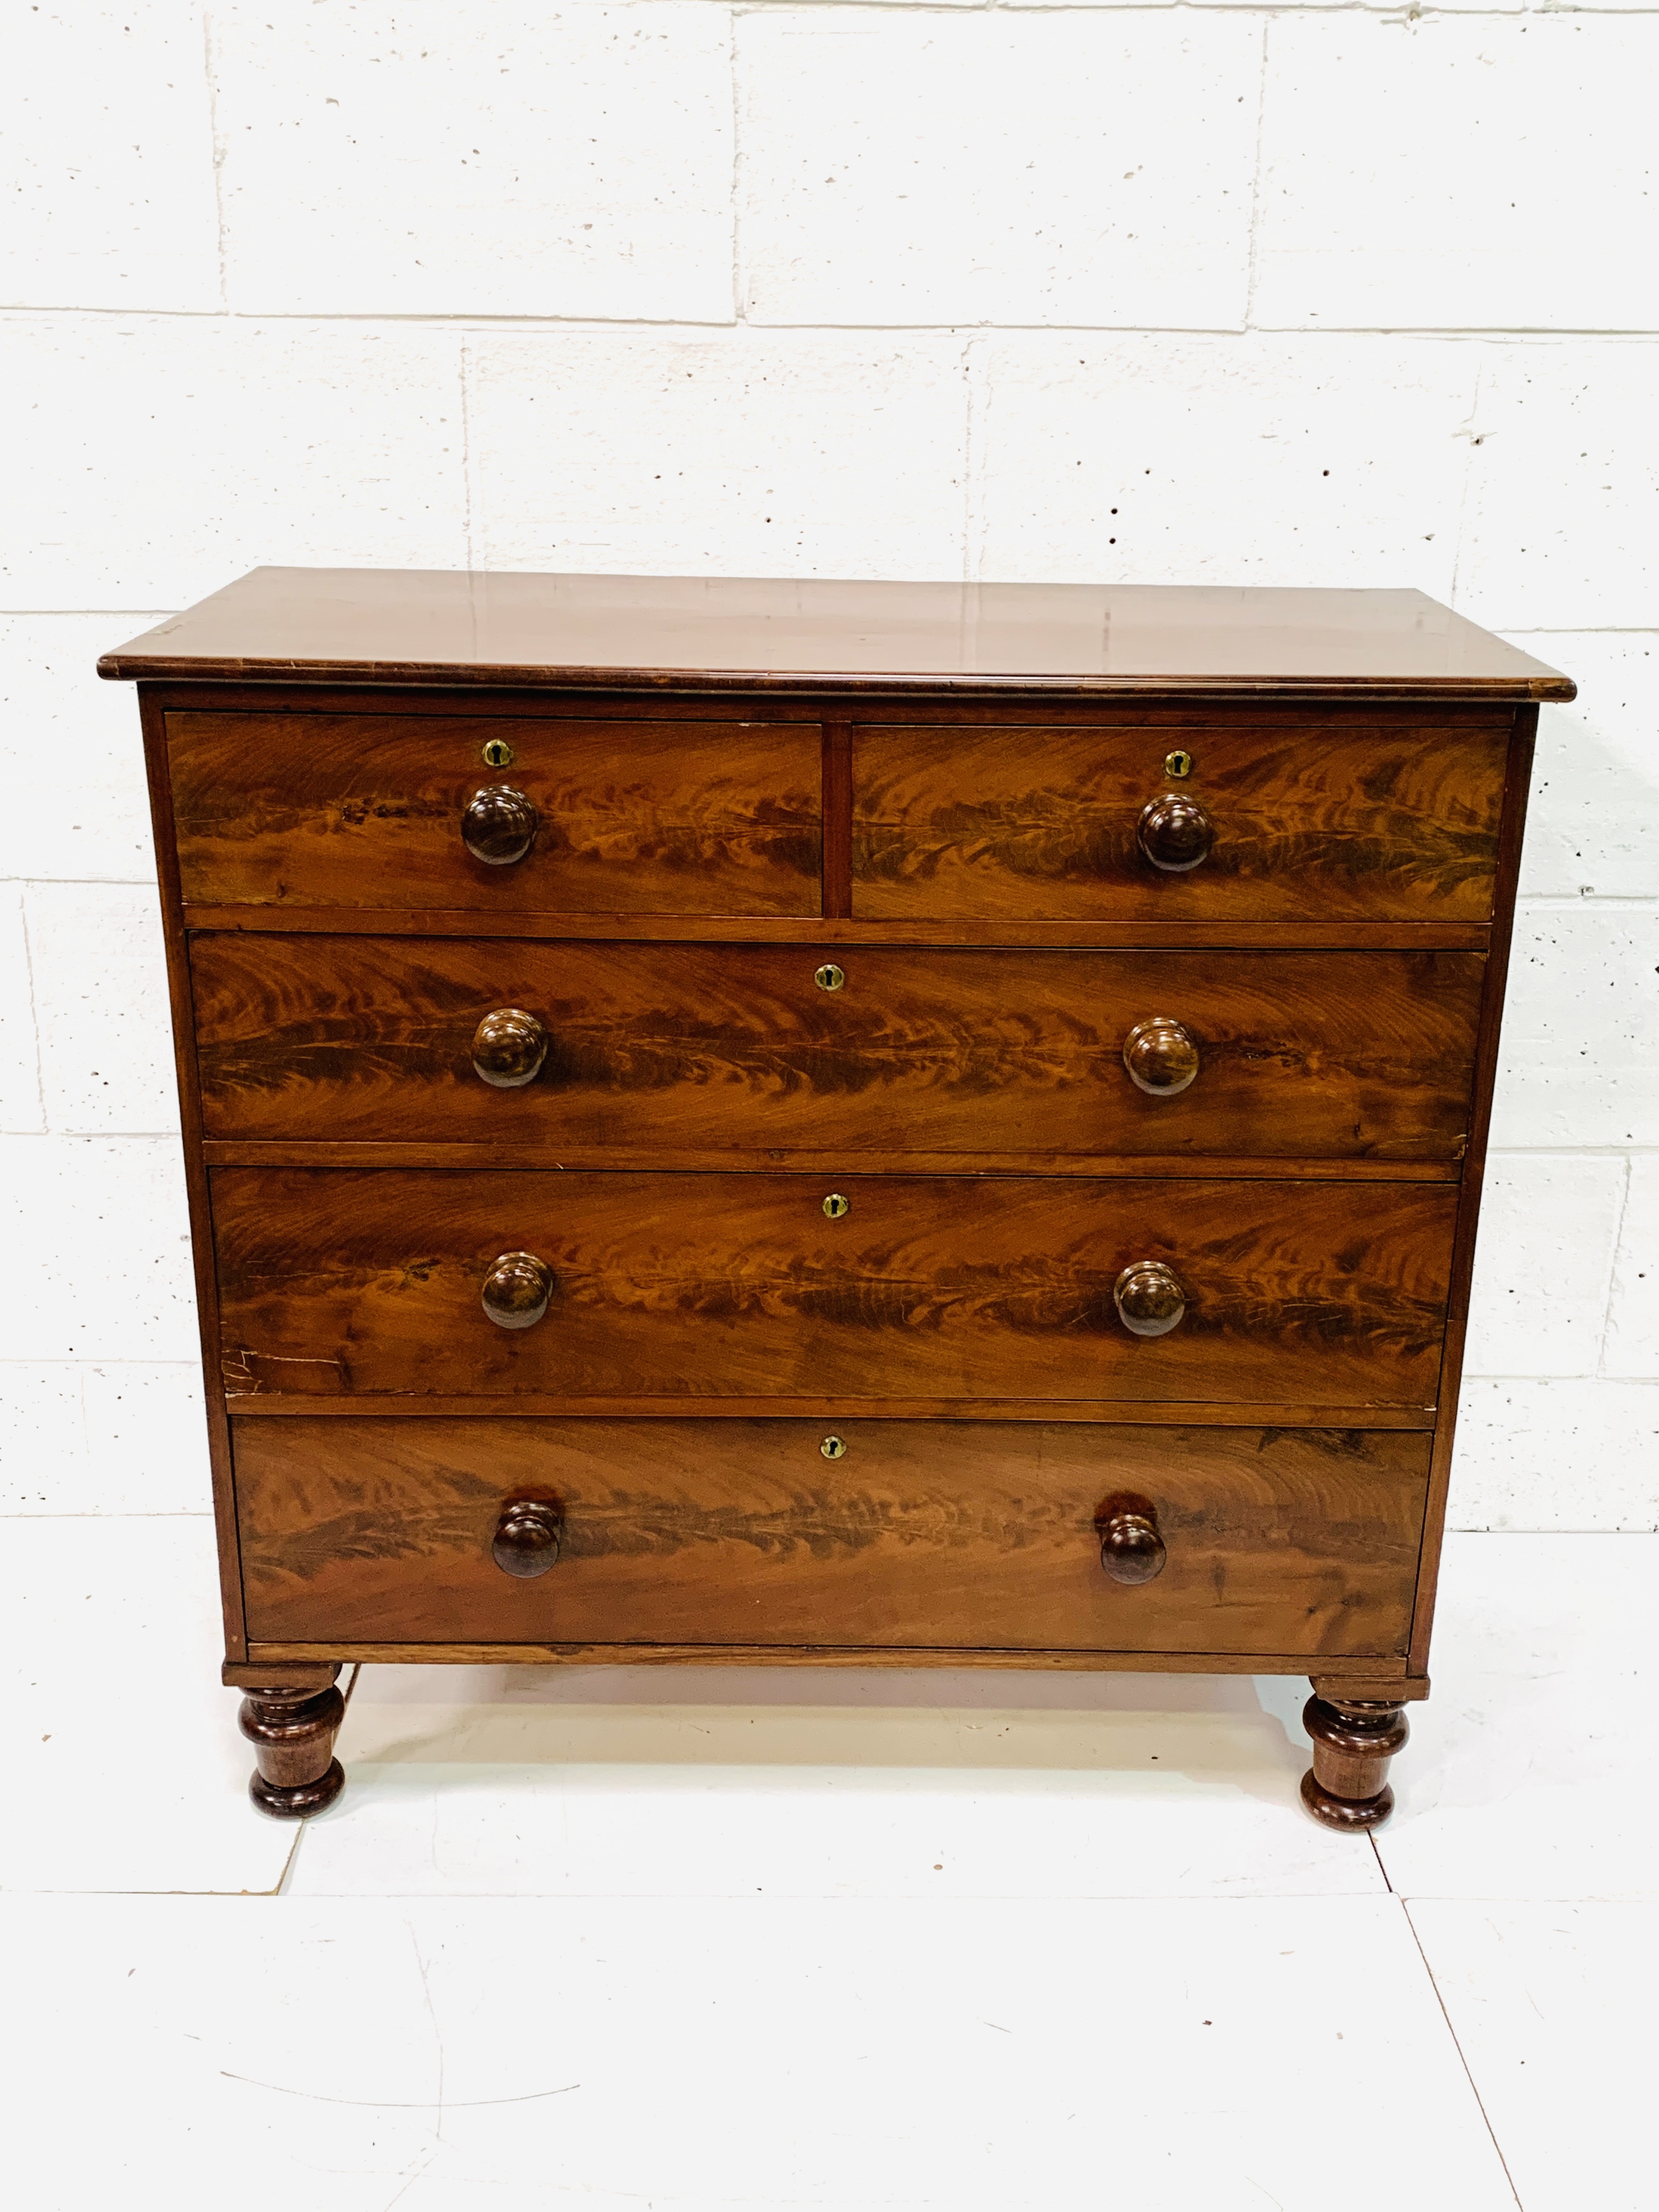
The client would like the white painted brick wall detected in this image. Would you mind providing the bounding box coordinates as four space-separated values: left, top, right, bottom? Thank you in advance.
2 3 1654 1531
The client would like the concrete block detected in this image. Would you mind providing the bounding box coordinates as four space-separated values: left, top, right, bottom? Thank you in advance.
1449 1379 1659 1532
1459 342 1659 632
470 330 967 579
1519 634 1659 901
0 618 161 883
0 1365 86 1513
1255 17 1659 331
975 335 1475 592
1 1137 198 1362
82 1363 211 1514
1463 1155 1624 1380
26 884 177 1137
5 316 469 606
1605 1157 1659 1381
1 1363 205 1517
739 12 1259 328
0 891 45 1136
1 3 221 311
213 2 733 319
1488 909 1659 1150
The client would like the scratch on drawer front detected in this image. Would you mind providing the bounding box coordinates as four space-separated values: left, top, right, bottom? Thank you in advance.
223 1347 348 1395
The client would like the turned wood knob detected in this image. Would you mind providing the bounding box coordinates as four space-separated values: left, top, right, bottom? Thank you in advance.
471 1007 549 1088
492 1500 562 1577
462 783 538 865
481 1250 554 1330
1137 792 1212 874
1098 1499 1167 1585
1114 1261 1186 1338
1122 1016 1199 1097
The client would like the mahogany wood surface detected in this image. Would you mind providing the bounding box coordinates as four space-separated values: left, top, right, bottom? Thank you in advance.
854 711 1510 922
180 909 1493 950
238 1670 346 1819
167 711 823 914
107 572 1562 1759
1409 703 1540 1673
225 1396 1435 1427
201 1145 1462 1183
1300 1695 1410 1830
242 1641 1429 1683
99 569 1575 698
139 692 248 1660
211 1168 1458 1407
234 1417 1429 1656
189 937 1485 1162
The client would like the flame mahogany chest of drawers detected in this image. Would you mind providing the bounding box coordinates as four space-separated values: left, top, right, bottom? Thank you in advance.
103 569 1573 1828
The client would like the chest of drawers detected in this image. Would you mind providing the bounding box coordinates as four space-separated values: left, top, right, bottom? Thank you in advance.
102 570 1573 1830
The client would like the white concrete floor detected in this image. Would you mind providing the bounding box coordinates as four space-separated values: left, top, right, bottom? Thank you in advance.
5 1525 1655 2210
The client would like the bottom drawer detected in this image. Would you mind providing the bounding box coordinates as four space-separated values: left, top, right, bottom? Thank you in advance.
235 1418 1429 1658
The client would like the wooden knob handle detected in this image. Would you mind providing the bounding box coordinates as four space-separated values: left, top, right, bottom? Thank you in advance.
1097 1497 1167 1585
1114 1261 1186 1338
472 1007 549 1088
1122 1017 1199 1097
492 1500 562 1577
462 783 538 865
481 1250 553 1330
1137 793 1212 873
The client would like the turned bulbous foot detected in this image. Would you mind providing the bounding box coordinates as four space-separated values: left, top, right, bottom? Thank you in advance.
239 1669 346 1819
1300 1695 1409 1832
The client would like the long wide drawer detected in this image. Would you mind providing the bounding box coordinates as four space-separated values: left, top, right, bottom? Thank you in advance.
853 707 1511 921
234 1417 1429 1655
167 712 823 915
192 938 1485 1163
213 1170 1458 1405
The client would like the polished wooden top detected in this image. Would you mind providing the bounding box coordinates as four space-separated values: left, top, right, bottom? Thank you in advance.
99 567 1574 699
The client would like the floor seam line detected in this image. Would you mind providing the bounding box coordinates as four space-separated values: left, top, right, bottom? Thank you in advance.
273 1827 306 1898
1369 1831 1395 1893
1400 1897 1527 2212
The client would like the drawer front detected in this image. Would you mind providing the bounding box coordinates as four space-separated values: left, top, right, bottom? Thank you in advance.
853 710 1511 921
234 1416 1429 1656
167 712 822 915
193 938 1483 1162
213 1170 1457 1406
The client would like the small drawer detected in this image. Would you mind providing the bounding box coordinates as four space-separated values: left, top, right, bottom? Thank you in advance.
167 710 822 915
853 708 1512 921
234 1415 1430 1656
193 937 1485 1163
212 1169 1458 1407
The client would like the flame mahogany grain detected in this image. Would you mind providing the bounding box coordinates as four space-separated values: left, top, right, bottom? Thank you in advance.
167 712 823 916
103 573 1570 1820
853 710 1510 922
210 1168 1458 1407
189 938 1484 1163
233 1417 1430 1656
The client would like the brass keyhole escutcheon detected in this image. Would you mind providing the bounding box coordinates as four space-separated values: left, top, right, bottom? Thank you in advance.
481 738 516 769
822 1193 850 1220
815 962 845 992
820 1435 848 1461
1164 749 1193 778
